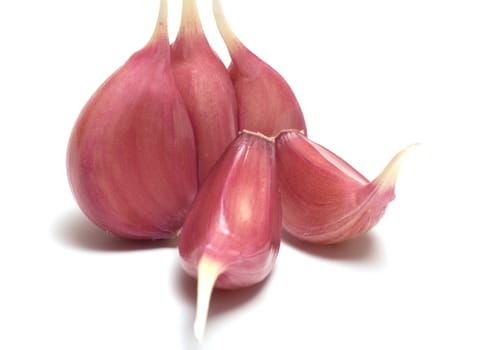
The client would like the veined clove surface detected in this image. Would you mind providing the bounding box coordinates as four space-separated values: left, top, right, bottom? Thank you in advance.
66 0 198 239
178 131 281 341
212 0 307 137
171 0 238 183
276 130 415 244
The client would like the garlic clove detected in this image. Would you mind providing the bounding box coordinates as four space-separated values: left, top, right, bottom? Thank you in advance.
212 0 307 137
171 0 238 184
178 130 281 341
276 130 415 244
66 0 198 240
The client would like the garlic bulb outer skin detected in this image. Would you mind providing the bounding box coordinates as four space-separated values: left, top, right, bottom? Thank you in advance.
212 0 307 137
171 0 238 184
67 0 198 239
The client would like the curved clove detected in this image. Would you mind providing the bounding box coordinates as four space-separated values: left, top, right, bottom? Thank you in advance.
276 130 415 244
66 0 198 239
178 131 281 341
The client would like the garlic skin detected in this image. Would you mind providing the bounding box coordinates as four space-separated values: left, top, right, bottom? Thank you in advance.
276 130 414 244
171 0 238 183
66 0 197 240
178 131 281 341
212 0 307 137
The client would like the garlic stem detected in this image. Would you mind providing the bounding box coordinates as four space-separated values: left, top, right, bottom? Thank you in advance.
212 0 242 52
180 0 203 35
194 255 224 342
373 144 419 191
149 0 168 44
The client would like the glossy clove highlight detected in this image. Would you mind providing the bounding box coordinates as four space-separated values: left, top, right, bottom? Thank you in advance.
276 130 415 244
171 0 238 183
178 131 281 341
212 0 307 137
66 0 198 239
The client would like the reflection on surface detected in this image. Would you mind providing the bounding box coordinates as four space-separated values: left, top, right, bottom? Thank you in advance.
52 208 178 252
282 229 382 264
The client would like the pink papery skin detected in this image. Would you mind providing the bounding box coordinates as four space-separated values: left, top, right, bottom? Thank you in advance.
228 49 307 137
276 130 397 244
171 0 238 184
179 132 281 289
66 28 198 240
212 0 307 137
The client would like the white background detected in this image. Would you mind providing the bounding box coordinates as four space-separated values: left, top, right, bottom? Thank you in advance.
1 0 483 349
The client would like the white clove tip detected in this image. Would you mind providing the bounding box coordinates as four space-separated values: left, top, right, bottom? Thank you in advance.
194 255 224 342
373 143 420 191
149 0 168 43
212 0 241 52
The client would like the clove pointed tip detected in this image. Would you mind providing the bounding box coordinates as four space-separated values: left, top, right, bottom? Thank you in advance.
373 143 420 191
177 0 204 37
212 0 241 53
149 0 169 44
193 319 205 343
193 255 224 342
